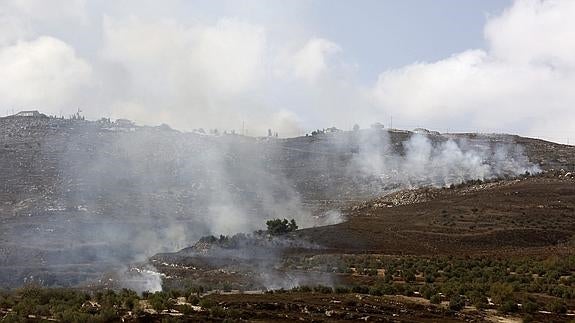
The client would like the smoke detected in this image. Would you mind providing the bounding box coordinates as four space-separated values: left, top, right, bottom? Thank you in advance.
169 233 334 291
20 124 322 290
116 266 163 294
348 129 540 190
0 119 540 291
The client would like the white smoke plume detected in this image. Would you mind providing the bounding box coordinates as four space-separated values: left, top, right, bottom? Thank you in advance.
349 129 540 190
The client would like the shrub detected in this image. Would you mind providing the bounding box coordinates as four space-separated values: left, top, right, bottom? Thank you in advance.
430 294 442 304
313 285 333 294
1 313 26 323
199 298 217 309
266 219 298 235
94 307 119 322
403 270 416 283
368 287 382 296
148 292 174 311
522 300 538 314
490 283 514 305
295 285 312 293
548 300 567 314
467 291 487 309
209 306 226 318
351 285 369 294
187 295 200 305
499 300 518 313
448 295 465 311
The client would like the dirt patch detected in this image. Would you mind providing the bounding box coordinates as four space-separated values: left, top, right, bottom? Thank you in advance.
297 175 575 257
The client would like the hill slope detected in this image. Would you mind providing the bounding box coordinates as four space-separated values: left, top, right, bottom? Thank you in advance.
296 173 575 256
0 115 574 288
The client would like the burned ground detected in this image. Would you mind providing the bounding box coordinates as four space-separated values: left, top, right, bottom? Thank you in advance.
1 116 575 321
2 116 573 288
296 173 575 256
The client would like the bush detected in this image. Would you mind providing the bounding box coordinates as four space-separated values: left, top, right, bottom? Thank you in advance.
187 295 200 305
295 285 312 293
351 285 369 294
94 307 119 322
266 218 298 235
403 270 416 283
430 294 442 304
467 291 487 309
177 304 196 315
379 283 396 295
522 300 538 313
313 285 333 294
1 313 26 323
548 300 567 314
499 300 518 313
148 292 174 311
448 295 465 311
368 287 382 296
209 306 226 318
198 298 217 309
490 283 514 305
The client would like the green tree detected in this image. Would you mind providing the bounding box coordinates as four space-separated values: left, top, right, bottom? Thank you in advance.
266 218 298 235
448 295 465 311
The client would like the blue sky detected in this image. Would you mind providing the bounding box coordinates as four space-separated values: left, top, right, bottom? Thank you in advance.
0 0 573 143
306 0 511 80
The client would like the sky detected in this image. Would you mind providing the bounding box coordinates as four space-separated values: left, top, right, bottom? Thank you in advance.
0 0 574 143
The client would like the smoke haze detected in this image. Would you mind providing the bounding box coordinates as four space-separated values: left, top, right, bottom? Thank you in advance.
0 118 541 291
0 0 566 293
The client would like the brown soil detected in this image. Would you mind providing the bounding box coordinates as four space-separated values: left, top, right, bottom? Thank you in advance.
296 175 575 257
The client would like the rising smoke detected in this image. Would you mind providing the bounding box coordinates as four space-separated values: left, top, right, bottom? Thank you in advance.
348 129 540 190
0 121 540 292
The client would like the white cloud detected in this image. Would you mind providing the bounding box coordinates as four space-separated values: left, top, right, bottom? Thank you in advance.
102 16 267 94
372 0 575 142
485 0 575 67
189 19 267 94
100 16 270 131
0 13 29 46
0 36 92 110
0 0 573 142
4 0 87 23
292 38 340 83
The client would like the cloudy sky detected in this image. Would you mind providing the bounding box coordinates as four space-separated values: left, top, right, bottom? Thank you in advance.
0 0 574 143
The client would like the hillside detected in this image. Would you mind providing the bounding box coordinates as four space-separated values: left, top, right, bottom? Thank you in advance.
0 115 574 289
296 172 575 256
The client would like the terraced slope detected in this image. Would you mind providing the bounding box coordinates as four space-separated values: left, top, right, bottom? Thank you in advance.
297 174 575 256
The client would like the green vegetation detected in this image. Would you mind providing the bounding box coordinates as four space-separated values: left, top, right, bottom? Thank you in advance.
282 254 575 314
266 218 298 235
0 286 201 322
1 253 573 320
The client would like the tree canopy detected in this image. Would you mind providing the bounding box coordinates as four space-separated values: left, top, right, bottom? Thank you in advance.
266 218 298 235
